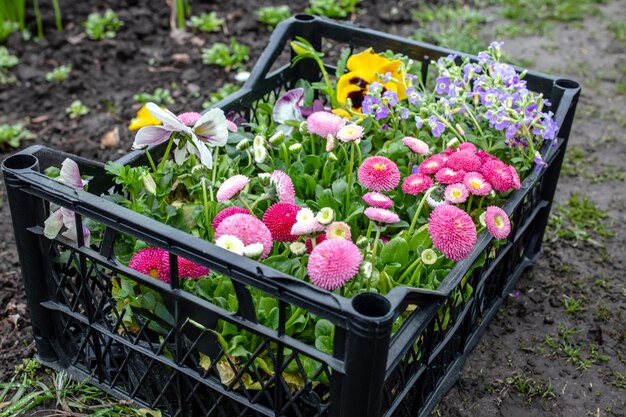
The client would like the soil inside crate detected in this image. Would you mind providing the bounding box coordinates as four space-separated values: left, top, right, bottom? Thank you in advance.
1 0 625 416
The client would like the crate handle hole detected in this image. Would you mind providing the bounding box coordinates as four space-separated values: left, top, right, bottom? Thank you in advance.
352 293 391 318
294 14 316 21
3 154 39 171
555 79 580 90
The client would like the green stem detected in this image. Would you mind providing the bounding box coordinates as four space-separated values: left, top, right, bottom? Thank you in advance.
250 194 269 212
280 143 291 170
355 140 363 166
286 308 304 330
309 133 316 155
366 227 382 292
158 135 175 173
201 178 211 240
365 220 373 242
344 142 355 218
145 149 157 172
238 195 254 214
463 104 484 137
477 195 486 212
467 195 474 214
211 146 220 186
398 257 422 284
407 186 438 238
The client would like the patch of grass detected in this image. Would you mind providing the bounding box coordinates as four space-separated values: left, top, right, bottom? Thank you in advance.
65 100 90 119
202 38 249 71
306 0 360 19
84 9 123 40
560 295 583 314
0 359 161 417
202 83 241 108
411 5 487 55
45 64 72 83
0 123 33 149
547 193 614 246
506 372 555 401
544 324 610 371
607 21 626 45
257 5 291 30
133 87 174 105
611 371 626 389
501 0 605 29
187 12 224 33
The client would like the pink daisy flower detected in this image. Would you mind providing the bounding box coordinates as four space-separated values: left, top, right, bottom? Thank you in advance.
509 165 521 190
463 172 493 196
270 170 296 204
446 150 482 172
484 206 511 239
362 192 393 209
326 221 351 240
160 254 211 283
262 202 301 242
402 136 430 155
358 156 401 191
428 205 477 261
212 206 250 230
306 233 327 253
458 142 477 153
364 207 401 224
307 239 363 290
129 247 168 281
291 219 326 236
336 124 364 142
402 174 433 195
435 167 466 185
444 183 469 204
217 174 250 202
177 112 202 126
418 154 446 175
215 213 273 259
476 149 499 164
306 111 346 138
481 159 514 192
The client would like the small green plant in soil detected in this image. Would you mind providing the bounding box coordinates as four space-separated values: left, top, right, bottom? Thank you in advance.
0 20 19 42
547 193 613 245
202 38 249 71
306 0 360 18
187 11 224 33
506 372 555 401
544 324 610 371
45 64 71 83
411 5 487 55
84 9 123 40
202 82 241 108
500 0 606 34
65 100 90 119
0 46 19 84
0 359 161 417
257 5 291 29
133 87 174 105
0 123 33 149
560 295 583 314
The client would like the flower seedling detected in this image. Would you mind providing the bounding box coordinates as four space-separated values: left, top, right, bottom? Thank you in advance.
84 9 123 40
306 0 360 18
65 100 90 119
0 123 33 149
257 5 291 29
0 46 19 84
133 88 174 105
202 38 249 71
188 12 224 32
46 64 71 83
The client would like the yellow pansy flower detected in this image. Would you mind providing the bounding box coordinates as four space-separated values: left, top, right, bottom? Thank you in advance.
128 104 162 131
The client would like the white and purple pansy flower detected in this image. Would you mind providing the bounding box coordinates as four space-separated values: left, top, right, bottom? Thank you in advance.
272 88 306 136
44 158 91 245
132 102 228 169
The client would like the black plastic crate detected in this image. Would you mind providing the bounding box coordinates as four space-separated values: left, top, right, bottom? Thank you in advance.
2 15 580 417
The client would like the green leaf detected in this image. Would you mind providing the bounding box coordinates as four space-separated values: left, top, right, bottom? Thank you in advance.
335 47 351 78
315 335 333 354
315 319 333 338
331 178 348 201
380 237 409 267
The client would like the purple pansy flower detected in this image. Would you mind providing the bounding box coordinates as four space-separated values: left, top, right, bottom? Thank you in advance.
133 103 228 169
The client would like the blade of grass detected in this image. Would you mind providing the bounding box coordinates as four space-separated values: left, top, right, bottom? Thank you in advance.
51 0 62 31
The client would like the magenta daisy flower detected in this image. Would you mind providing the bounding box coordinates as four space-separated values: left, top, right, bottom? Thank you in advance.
217 175 250 202
402 136 430 155
458 142 477 153
476 149 499 164
485 206 511 239
212 206 250 230
326 221 351 240
463 172 492 196
428 205 477 261
446 150 482 172
509 165 521 189
270 170 296 204
481 159 514 192
306 111 346 138
444 183 469 204
262 202 301 242
435 167 466 185
336 124 364 142
358 156 401 191
129 247 168 281
306 233 326 253
362 192 393 209
215 213 273 259
160 254 211 283
364 207 401 224
402 174 433 195
307 239 363 290
418 154 446 175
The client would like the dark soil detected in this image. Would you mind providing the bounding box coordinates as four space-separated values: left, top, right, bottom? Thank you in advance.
1 0 625 416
